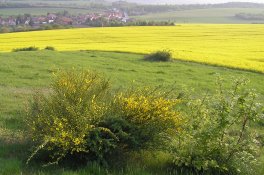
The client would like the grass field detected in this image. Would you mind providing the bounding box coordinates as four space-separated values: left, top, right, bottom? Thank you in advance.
0 25 264 73
4 0 101 5
0 50 263 174
133 8 264 23
0 7 98 17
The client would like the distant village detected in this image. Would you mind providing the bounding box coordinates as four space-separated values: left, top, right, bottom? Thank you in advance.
0 9 132 27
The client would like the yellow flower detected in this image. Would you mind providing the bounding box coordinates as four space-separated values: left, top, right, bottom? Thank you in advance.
74 138 81 145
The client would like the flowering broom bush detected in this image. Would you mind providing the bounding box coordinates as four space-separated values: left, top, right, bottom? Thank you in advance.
26 70 182 166
26 70 114 166
103 88 182 150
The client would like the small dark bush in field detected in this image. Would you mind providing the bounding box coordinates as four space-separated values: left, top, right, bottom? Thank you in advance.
168 77 262 175
144 50 172 62
44 46 55 51
12 46 39 52
26 70 181 166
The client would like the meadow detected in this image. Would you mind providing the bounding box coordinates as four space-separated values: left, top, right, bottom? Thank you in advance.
0 25 264 73
0 7 98 17
0 50 264 175
133 8 264 23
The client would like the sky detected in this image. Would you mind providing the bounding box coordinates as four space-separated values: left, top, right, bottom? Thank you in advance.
118 0 264 4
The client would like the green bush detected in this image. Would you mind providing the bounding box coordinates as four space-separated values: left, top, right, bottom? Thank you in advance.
12 46 39 52
26 70 182 166
144 50 172 62
168 77 262 174
44 46 55 51
0 26 11 33
103 88 182 150
26 70 113 166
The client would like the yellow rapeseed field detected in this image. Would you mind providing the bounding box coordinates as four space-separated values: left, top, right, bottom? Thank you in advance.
0 24 263 72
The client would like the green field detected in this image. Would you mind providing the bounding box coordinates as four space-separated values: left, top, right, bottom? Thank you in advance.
134 8 264 23
1 0 103 6
0 50 263 174
0 7 98 17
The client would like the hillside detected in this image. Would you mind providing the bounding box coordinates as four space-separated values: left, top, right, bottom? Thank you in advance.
2 1 264 24
1 49 264 174
133 7 264 23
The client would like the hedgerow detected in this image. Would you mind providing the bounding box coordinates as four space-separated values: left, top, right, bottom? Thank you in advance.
12 46 39 52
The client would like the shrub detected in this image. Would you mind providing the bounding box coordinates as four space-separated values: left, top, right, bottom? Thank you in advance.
0 26 11 33
103 88 182 150
144 50 172 62
12 46 39 52
44 46 55 51
168 77 262 174
26 70 182 166
26 70 113 166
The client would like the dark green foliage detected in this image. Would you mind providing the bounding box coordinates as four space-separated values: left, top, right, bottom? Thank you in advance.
44 46 55 51
98 117 139 150
144 50 172 62
12 46 39 52
127 20 174 26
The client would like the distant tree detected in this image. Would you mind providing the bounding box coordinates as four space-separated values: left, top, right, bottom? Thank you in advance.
24 13 31 18
63 10 70 17
0 26 10 33
29 19 34 27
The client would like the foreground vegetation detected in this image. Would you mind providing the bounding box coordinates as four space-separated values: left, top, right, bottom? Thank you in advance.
0 50 263 174
26 69 262 174
0 25 264 73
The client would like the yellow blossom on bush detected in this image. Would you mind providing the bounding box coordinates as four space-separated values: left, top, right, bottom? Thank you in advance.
114 91 182 131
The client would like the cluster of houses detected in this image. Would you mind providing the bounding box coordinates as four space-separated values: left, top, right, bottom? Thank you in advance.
0 9 131 27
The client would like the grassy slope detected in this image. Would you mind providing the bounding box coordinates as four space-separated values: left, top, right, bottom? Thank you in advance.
0 8 99 17
1 25 264 73
0 50 263 174
133 8 264 23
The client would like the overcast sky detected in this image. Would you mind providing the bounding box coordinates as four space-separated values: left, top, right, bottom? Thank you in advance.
120 0 264 4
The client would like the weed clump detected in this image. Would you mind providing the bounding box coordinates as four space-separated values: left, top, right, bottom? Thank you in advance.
144 50 172 62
